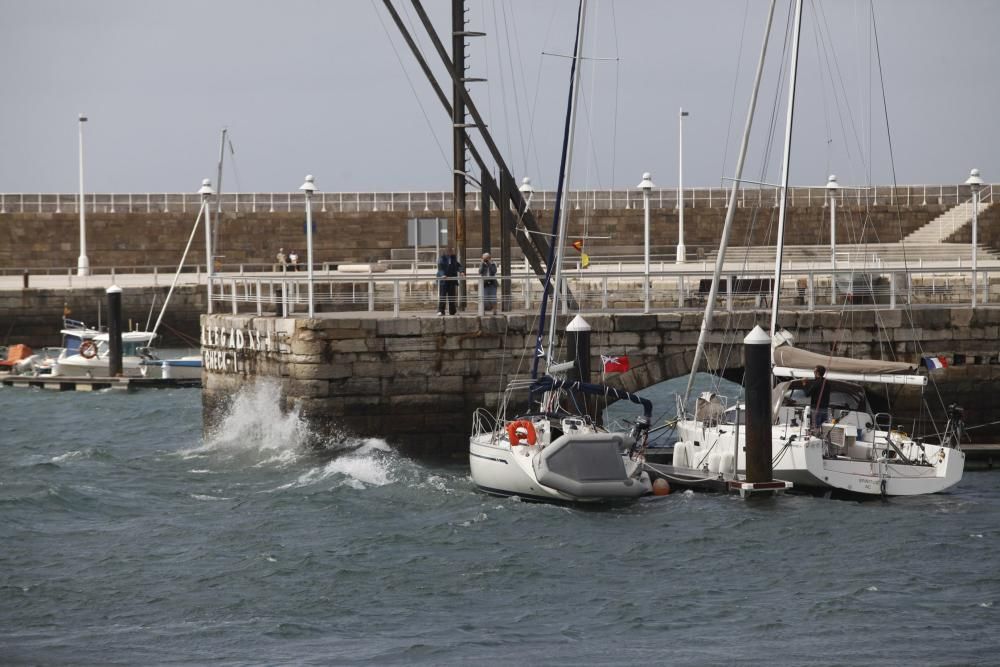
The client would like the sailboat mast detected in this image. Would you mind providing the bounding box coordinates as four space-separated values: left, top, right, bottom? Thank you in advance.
215 128 227 216
683 0 778 404
768 0 804 340
530 0 586 379
545 0 588 373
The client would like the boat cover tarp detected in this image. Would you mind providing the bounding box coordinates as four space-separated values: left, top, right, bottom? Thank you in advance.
534 433 645 499
773 343 915 375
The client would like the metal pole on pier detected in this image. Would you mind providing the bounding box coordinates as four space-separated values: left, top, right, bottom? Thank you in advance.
638 172 654 312
301 175 317 318
77 114 90 276
966 168 983 308
198 179 215 314
107 285 123 378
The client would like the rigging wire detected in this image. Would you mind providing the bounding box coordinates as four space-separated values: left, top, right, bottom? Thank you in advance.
719 0 750 184
370 0 450 174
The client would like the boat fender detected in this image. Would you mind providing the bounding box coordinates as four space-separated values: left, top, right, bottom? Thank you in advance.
79 340 98 359
506 420 537 447
672 441 690 468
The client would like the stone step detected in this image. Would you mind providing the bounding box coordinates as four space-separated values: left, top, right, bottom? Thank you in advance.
904 201 990 244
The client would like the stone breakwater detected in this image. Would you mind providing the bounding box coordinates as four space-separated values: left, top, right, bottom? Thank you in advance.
202 307 1000 458
0 202 963 271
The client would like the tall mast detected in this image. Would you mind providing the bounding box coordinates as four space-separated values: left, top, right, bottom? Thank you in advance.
212 127 227 261
545 0 588 373
769 0 804 340
451 0 468 308
530 0 587 378
684 0 778 403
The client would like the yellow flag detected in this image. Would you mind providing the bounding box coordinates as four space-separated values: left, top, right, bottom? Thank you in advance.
580 253 590 269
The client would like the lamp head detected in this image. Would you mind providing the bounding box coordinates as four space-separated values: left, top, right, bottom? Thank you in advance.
300 174 316 194
519 177 534 195
826 174 840 190
966 168 983 186
197 178 215 196
636 172 655 191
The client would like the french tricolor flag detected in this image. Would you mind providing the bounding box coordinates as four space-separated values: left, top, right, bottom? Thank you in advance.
924 356 948 370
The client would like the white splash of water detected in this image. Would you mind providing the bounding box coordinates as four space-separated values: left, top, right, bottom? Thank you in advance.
865 586 879 592
180 380 308 465
269 438 396 491
51 450 85 463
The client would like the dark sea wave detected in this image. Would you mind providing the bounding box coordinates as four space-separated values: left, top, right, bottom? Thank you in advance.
1 381 997 665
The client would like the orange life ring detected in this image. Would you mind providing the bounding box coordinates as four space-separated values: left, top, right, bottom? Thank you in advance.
506 419 537 446
79 340 99 359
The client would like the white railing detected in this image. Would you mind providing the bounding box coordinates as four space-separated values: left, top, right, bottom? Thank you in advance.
1 184 994 214
206 265 997 318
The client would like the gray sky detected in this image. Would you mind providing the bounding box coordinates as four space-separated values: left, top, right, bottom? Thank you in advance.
1 1 996 194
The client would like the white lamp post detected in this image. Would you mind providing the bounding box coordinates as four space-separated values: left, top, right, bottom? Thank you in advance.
519 176 535 208
77 114 90 276
637 172 655 313
301 174 317 318
677 108 689 264
966 168 983 307
826 174 840 304
198 179 215 313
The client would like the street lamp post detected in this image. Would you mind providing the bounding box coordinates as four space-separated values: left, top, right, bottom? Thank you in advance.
637 172 655 313
966 168 983 308
677 108 689 264
519 177 535 208
198 179 215 313
301 175 317 318
826 174 840 304
77 114 89 276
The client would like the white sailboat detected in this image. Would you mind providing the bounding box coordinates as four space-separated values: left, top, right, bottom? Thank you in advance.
675 0 964 497
469 0 652 503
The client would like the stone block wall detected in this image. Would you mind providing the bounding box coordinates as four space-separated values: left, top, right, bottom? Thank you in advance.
1 285 204 348
0 203 952 270
202 307 1000 459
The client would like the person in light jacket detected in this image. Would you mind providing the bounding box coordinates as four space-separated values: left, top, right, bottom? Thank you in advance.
478 252 498 312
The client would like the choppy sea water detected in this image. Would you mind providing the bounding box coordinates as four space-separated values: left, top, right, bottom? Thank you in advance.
2 379 998 665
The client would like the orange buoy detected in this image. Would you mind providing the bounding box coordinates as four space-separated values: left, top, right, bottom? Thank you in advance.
652 478 671 496
505 419 537 446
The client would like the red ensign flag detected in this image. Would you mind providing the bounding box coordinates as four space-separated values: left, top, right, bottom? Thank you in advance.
601 355 630 373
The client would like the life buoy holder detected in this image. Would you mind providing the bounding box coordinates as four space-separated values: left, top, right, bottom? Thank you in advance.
79 340 99 360
506 419 537 447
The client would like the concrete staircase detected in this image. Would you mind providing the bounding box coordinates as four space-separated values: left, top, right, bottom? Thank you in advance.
904 200 991 244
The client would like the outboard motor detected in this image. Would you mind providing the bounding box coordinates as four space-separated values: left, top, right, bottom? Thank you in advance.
628 414 651 459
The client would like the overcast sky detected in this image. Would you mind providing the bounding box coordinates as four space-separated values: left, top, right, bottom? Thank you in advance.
1 1 996 194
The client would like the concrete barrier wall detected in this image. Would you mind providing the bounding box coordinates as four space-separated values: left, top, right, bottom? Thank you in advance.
1 204 949 270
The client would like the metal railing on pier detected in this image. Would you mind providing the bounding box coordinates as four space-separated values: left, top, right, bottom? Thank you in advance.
2 183 994 215
207 265 998 319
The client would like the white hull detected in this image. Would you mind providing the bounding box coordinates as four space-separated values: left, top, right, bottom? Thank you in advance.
470 425 652 503
53 355 202 380
675 419 964 496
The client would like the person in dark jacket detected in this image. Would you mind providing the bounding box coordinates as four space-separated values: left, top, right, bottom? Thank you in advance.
436 247 464 315
798 365 831 429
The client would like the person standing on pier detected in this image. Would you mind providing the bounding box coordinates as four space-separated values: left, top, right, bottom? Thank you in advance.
276 248 288 272
478 252 498 312
437 246 464 315
288 250 299 271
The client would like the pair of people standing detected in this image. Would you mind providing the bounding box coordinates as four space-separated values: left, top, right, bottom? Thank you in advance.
276 248 299 271
436 249 499 314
